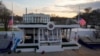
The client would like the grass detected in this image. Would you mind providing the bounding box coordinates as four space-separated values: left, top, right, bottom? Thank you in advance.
0 27 5 31
0 27 16 31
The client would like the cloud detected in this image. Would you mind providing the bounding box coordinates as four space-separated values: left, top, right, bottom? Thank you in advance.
39 7 76 13
3 0 56 16
32 6 77 18
56 0 100 13
18 0 100 17
3 0 100 17
3 1 26 16
55 0 98 6
76 1 100 9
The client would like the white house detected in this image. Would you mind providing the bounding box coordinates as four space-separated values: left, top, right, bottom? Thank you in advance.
23 13 50 24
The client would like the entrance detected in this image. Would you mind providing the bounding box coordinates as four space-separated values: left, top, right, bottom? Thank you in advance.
24 28 38 43
37 28 63 52
39 28 61 46
25 34 33 43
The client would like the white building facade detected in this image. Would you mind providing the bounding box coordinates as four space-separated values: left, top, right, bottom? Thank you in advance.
23 13 50 24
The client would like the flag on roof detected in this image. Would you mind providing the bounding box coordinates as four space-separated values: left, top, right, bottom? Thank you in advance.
79 18 86 26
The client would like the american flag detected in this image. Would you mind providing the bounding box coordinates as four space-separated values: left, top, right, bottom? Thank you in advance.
79 18 86 26
8 18 13 28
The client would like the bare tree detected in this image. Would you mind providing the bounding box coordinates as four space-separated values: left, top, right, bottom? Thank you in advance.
0 1 12 31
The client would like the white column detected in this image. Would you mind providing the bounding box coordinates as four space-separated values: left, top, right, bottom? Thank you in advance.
60 29 62 44
66 29 68 40
57 29 58 41
32 17 33 23
34 28 36 40
52 30 54 41
69 29 71 41
33 28 35 43
34 17 36 23
42 28 44 41
37 18 38 23
39 17 41 23
45 18 46 23
43 18 44 23
40 29 41 41
32 17 34 23
38 28 40 46
22 28 25 44
47 30 49 41
26 16 27 23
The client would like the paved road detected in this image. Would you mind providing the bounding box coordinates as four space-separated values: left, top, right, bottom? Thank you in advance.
0 47 100 56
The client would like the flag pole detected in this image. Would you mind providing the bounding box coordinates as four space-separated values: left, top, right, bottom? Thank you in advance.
11 0 14 31
11 0 15 52
11 0 13 29
75 5 80 41
11 0 15 39
78 5 80 23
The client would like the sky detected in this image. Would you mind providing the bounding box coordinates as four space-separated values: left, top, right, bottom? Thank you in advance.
2 0 100 18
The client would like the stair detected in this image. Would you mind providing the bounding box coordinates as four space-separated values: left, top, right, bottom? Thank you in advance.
36 45 63 52
79 37 100 49
16 44 38 52
62 41 81 50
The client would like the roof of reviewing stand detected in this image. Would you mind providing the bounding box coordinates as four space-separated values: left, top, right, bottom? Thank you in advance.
16 24 80 29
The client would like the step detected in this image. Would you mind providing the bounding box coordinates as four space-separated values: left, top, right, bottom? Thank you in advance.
62 44 80 49
36 45 63 52
16 48 35 52
16 44 38 52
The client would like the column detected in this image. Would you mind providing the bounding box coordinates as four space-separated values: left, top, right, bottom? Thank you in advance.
47 30 49 41
23 28 25 44
66 29 68 40
38 28 40 45
69 29 71 41
34 17 36 23
60 29 62 44
37 17 38 23
52 30 54 41
42 28 44 41
33 28 35 43
57 29 58 41
40 29 42 41
32 17 33 23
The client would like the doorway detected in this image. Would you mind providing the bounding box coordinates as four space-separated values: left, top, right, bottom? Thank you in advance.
25 34 33 43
